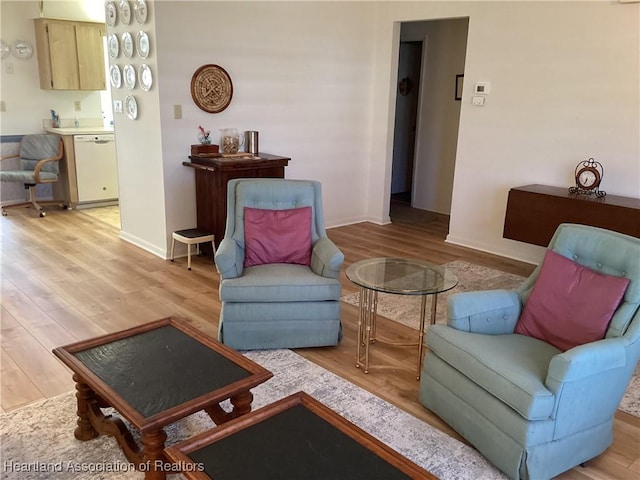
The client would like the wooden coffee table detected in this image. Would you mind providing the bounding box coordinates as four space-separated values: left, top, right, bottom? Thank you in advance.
165 391 438 479
52 316 273 480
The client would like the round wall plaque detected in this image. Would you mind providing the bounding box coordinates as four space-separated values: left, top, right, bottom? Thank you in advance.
190 64 233 114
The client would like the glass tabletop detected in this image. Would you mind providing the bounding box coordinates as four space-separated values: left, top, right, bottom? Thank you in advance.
345 257 458 296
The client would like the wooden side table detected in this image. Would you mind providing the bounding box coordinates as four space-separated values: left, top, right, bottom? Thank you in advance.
182 153 290 249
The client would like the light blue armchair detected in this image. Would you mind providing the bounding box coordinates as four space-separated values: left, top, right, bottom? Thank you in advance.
420 224 640 479
214 178 344 350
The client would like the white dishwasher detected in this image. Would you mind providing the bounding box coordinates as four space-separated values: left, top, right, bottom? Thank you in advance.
73 134 119 205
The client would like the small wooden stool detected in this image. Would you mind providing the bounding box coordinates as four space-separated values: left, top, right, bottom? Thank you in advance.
170 229 215 270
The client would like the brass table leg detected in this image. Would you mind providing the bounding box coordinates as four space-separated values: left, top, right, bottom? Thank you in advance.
417 293 438 379
356 287 377 373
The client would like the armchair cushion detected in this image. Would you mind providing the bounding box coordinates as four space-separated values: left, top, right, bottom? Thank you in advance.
515 249 629 351
219 263 342 303
244 206 312 267
428 325 560 420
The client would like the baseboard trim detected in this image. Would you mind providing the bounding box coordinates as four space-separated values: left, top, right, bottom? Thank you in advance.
445 233 541 266
118 230 167 260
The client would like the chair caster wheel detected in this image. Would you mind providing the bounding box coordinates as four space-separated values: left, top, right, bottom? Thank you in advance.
39 212 46 217
2 211 7 216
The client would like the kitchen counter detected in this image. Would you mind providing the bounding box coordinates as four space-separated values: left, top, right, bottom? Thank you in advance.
45 126 114 135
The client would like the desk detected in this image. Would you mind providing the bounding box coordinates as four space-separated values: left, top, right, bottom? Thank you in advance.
503 184 640 247
183 153 289 247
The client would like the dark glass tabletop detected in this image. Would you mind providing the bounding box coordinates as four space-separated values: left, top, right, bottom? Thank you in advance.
345 257 458 295
189 404 414 480
73 325 251 418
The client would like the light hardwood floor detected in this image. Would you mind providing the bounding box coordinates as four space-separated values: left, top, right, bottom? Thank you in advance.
0 206 638 479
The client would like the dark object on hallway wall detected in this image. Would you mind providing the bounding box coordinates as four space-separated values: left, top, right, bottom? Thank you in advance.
398 77 412 96
455 74 464 101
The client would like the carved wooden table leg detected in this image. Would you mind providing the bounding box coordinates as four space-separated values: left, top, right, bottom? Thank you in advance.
204 403 231 425
230 390 253 419
72 373 99 441
140 428 168 480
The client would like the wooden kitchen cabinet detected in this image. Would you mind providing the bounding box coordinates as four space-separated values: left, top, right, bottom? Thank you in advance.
34 18 106 90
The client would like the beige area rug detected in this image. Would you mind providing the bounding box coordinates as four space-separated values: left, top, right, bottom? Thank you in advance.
341 260 640 418
0 349 505 480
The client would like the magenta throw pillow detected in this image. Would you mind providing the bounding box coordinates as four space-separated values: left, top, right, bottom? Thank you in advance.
514 249 629 351
243 206 312 268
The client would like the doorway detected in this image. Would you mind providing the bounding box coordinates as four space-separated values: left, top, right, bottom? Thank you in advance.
391 41 422 205
389 18 469 235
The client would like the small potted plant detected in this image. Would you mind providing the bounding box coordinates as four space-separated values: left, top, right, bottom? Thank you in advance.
191 125 219 155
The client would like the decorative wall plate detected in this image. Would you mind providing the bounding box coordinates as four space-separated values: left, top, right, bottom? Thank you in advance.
119 0 132 25
123 64 136 89
122 32 134 58
109 64 122 88
0 40 9 59
139 64 152 91
11 40 33 60
134 0 148 24
136 31 149 58
105 1 117 26
125 95 138 120
190 64 233 113
107 34 119 58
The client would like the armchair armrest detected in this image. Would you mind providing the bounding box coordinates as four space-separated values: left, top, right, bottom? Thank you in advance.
546 338 627 384
545 338 629 430
447 290 522 334
311 237 344 279
0 153 19 162
214 238 244 279
33 157 61 183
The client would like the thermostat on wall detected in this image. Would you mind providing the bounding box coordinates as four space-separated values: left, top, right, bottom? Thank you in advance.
474 82 491 95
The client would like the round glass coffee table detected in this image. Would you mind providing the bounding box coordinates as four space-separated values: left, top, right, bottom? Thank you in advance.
345 257 458 378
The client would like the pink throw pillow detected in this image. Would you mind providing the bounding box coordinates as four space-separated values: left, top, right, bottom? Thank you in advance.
244 206 312 268
514 249 629 351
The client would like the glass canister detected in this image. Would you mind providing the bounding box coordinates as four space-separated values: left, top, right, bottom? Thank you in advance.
220 128 243 154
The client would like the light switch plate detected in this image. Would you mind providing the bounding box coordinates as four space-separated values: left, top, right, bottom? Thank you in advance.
173 104 182 119
472 96 485 106
113 100 123 114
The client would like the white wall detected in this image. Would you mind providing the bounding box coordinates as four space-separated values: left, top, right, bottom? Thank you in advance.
3 1 638 266
153 0 376 245
368 1 640 264
104 0 167 256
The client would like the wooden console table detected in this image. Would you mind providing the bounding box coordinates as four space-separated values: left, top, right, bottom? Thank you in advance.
503 184 640 247
183 153 290 248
